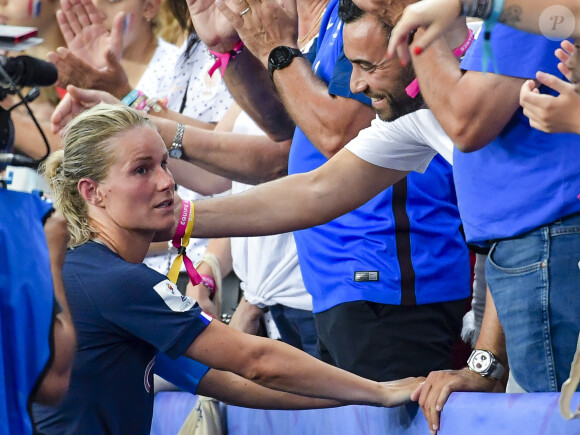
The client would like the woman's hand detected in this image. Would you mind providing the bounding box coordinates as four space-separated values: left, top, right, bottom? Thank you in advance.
58 0 124 67
51 86 120 135
387 0 462 64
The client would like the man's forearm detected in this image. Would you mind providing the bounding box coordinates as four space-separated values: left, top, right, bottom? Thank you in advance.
225 50 296 141
473 287 509 386
272 58 375 158
191 149 408 238
155 116 291 185
412 34 522 151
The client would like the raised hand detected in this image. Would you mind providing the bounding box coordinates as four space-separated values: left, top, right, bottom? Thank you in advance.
216 0 298 65
51 86 120 135
386 0 462 65
58 0 124 69
186 0 240 52
47 47 131 98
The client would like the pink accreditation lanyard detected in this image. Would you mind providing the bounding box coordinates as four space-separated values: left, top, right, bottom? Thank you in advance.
167 200 202 285
405 28 475 98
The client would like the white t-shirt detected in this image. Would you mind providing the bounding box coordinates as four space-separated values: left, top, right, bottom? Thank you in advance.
230 111 313 311
345 109 454 172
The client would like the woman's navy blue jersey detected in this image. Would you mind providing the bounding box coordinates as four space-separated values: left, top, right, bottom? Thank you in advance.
34 241 211 435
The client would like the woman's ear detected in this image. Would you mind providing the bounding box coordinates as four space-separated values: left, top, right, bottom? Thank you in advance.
78 178 103 207
143 0 162 23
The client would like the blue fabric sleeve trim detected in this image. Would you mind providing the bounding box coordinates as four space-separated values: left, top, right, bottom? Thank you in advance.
155 352 209 394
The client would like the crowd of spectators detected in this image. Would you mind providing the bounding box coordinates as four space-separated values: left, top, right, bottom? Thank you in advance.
1 0 578 433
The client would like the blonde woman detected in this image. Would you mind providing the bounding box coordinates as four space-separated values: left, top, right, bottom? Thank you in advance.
34 103 420 433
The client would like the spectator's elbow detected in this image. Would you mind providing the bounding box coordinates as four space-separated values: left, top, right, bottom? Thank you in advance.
445 116 491 153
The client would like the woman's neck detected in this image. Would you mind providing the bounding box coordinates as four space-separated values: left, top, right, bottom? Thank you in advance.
121 30 158 86
91 222 153 264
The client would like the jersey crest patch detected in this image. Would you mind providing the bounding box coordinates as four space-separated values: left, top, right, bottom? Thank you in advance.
153 280 195 312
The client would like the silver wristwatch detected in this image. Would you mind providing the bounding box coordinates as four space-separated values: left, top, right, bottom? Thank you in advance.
168 123 185 159
467 349 506 380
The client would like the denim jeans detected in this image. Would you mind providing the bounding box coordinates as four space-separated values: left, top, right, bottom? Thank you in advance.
486 213 580 392
269 305 320 359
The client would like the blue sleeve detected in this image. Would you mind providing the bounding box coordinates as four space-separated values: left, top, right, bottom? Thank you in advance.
328 47 371 106
91 266 212 359
155 352 210 394
461 24 564 80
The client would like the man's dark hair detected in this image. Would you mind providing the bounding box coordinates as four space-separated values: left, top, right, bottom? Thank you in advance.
338 0 365 23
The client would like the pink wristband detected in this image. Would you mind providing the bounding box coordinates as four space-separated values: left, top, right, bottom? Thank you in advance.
406 29 475 98
199 274 216 299
171 201 202 286
208 40 245 78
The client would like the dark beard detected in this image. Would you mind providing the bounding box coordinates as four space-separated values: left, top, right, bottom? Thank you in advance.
376 92 426 122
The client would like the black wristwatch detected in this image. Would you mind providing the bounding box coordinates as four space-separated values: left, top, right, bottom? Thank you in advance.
168 123 185 159
467 349 506 380
267 46 303 80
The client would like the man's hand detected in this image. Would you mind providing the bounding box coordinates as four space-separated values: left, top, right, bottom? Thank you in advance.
216 0 298 66
47 47 130 98
228 297 263 335
51 85 120 135
58 0 124 68
411 368 499 434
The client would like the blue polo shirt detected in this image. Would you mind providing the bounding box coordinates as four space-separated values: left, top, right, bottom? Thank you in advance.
457 25 580 244
288 0 470 312
0 190 54 435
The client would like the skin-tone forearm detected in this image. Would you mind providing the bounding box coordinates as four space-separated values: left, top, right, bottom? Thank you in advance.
218 0 375 158
271 60 376 158
190 148 408 238
473 288 508 380
224 50 296 142
410 30 523 151
154 115 292 185
33 213 76 405
229 296 264 335
186 237 232 317
187 320 420 407
198 368 343 409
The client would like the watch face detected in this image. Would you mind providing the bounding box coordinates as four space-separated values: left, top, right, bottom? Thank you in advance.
471 350 492 372
168 147 182 159
270 46 293 68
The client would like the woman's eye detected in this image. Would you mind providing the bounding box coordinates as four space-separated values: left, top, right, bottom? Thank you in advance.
135 167 147 175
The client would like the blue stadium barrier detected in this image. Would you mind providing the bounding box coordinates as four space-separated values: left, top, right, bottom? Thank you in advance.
152 391 580 434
